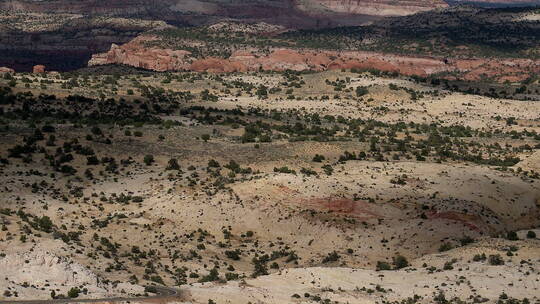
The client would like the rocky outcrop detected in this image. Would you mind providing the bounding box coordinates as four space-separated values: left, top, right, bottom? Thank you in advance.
32 65 46 73
88 36 192 71
89 35 540 82
89 35 451 75
0 67 15 73
0 243 144 300
0 14 170 72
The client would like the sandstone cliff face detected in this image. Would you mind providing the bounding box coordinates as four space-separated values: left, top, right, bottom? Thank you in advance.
88 35 540 82
0 0 414 72
32 65 46 73
88 36 192 71
88 35 451 75
0 14 167 72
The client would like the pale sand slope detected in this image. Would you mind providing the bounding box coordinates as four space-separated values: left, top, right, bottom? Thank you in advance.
213 73 540 130
0 241 144 300
178 238 540 304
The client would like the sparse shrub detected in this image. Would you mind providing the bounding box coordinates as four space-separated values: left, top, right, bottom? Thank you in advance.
322 164 333 175
460 236 475 246
438 242 453 252
67 287 79 298
312 154 325 162
225 249 241 260
506 231 518 241
150 275 164 284
356 86 368 97
37 216 53 233
225 272 239 281
144 155 154 165
473 253 486 262
300 167 317 176
199 268 220 283
251 256 268 278
208 159 220 168
274 166 295 174
488 254 504 266
322 251 340 263
393 255 409 269
144 286 157 293
376 261 391 271
166 158 180 170
434 291 447 304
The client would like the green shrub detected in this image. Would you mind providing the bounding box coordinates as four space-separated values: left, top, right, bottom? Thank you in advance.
438 242 453 252
376 261 391 271
393 255 409 269
322 251 340 263
488 254 504 265
144 155 154 165
67 287 79 298
166 158 180 170
473 253 486 262
506 231 518 241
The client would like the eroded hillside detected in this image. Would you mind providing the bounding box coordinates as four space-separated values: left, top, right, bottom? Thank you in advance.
0 67 538 303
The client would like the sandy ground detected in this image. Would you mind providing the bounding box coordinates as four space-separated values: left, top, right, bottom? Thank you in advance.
0 70 539 302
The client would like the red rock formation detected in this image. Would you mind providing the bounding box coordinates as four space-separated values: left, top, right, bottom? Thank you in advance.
88 36 450 75
88 35 540 82
33 65 46 73
88 36 192 72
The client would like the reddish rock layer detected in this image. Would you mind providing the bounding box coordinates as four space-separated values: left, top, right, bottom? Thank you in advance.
88 35 540 82
32 65 46 73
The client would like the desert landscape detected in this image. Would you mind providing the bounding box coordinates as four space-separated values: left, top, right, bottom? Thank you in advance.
0 0 539 304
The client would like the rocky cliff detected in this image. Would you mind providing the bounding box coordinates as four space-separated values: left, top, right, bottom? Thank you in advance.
2 1 537 72
0 0 430 71
0 13 169 71
88 35 448 75
88 34 540 82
